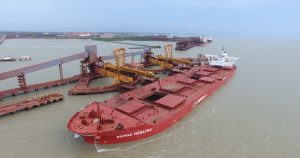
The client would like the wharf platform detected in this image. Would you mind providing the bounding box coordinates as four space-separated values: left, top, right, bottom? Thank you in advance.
0 93 63 117
0 75 80 100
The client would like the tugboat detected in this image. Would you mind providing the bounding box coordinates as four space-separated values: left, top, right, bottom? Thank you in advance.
67 48 238 145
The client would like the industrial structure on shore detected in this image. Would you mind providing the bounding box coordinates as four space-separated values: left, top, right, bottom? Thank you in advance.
175 36 212 51
0 31 212 50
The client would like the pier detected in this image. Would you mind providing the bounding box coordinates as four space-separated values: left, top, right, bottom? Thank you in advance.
0 93 64 117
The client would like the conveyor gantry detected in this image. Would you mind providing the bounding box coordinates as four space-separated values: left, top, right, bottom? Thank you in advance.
0 46 145 81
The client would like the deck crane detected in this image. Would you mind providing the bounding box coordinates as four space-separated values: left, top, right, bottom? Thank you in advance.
96 48 157 84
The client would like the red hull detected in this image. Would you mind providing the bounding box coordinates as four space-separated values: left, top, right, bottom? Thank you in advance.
67 65 236 144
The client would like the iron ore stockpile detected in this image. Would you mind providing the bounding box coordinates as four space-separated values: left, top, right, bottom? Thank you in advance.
0 43 238 149
0 93 63 117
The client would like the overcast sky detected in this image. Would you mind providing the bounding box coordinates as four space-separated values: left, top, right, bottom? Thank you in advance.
0 0 299 37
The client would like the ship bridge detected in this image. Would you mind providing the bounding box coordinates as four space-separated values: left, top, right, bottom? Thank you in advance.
205 48 239 67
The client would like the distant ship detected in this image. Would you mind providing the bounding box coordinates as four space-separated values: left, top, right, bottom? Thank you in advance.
67 49 238 145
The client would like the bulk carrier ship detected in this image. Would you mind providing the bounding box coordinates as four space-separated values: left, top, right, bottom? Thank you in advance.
67 48 238 145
